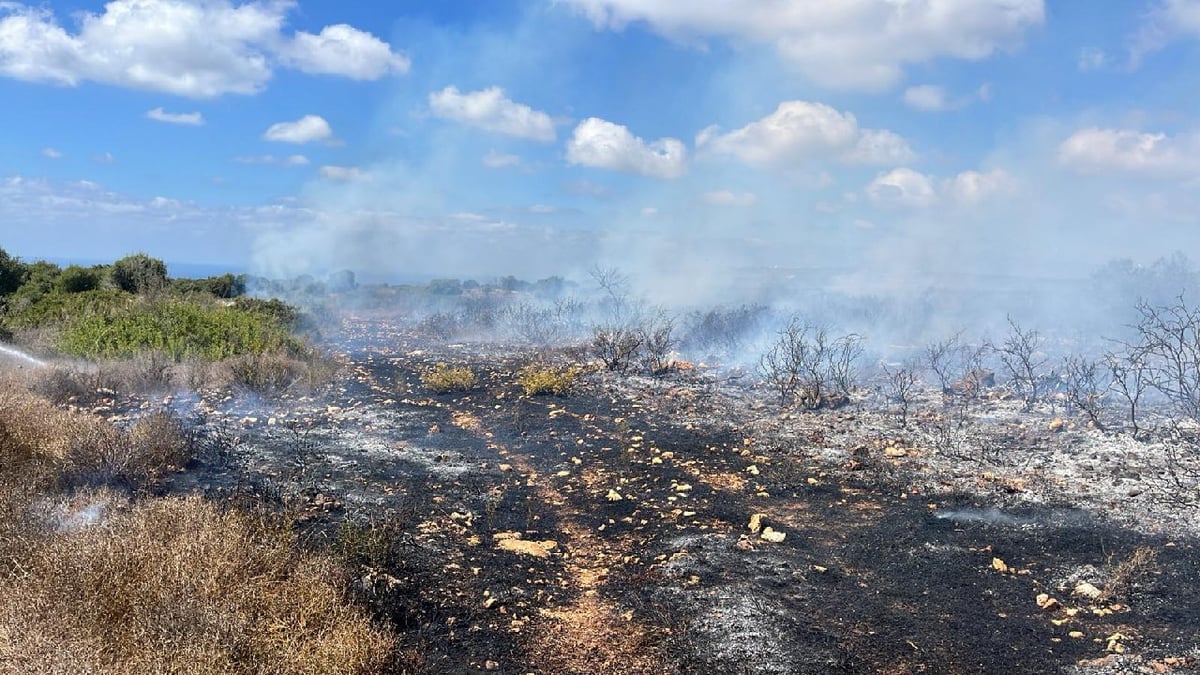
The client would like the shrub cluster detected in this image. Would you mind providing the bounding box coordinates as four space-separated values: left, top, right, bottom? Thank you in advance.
420 363 477 393
517 364 579 396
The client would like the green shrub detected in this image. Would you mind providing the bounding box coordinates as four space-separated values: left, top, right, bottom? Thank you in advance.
517 364 578 396
0 248 26 297
420 363 476 393
58 298 303 361
110 253 168 295
57 265 102 293
170 273 246 299
233 296 301 329
5 289 131 329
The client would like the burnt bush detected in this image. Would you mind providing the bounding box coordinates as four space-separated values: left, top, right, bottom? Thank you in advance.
758 318 862 408
681 304 768 359
992 316 1048 411
591 324 642 372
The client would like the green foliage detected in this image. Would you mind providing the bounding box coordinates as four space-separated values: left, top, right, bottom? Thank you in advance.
56 265 101 294
427 278 463 295
58 298 302 361
420 363 477 393
0 248 25 297
233 296 300 329
110 253 168 295
4 289 131 328
516 364 578 396
170 273 246 299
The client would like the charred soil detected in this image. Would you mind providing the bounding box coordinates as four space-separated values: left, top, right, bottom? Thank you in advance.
134 316 1200 674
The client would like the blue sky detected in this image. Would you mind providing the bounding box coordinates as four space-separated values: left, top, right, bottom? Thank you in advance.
2 0 1199 292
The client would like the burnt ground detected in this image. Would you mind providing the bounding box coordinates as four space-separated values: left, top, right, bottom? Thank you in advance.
131 316 1200 674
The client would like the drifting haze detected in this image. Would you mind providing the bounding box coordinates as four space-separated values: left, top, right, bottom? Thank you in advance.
4 1 1200 312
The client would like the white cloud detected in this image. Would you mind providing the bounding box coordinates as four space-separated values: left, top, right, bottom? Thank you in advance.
903 84 949 111
0 0 406 98
1130 0 1200 65
92 152 113 163
697 100 913 166
280 24 409 79
867 167 1016 208
562 0 1044 90
481 150 522 169
234 154 309 166
701 190 757 207
1058 127 1200 176
145 107 204 126
429 86 556 142
944 169 1015 204
867 168 937 207
40 147 62 159
566 117 687 179
263 115 332 144
319 165 368 181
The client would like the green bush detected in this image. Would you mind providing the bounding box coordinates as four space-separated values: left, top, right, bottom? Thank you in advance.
170 273 246 299
517 364 579 396
58 298 302 361
4 289 131 329
420 363 476 393
57 265 101 294
0 248 25 297
110 253 168 295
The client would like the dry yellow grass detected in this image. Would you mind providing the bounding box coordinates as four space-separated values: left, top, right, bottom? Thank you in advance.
420 362 477 393
516 364 578 396
0 495 394 674
0 377 396 674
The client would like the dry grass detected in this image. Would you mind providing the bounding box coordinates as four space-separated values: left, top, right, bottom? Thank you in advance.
0 378 396 673
0 384 191 489
420 362 477 393
1101 546 1160 601
516 364 579 396
0 495 394 674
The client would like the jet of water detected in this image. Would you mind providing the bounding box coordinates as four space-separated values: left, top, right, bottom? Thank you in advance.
0 344 46 368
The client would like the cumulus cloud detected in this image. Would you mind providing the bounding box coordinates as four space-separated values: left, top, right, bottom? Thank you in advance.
944 169 1015 203
561 0 1044 90
566 117 687 178
40 147 62 159
867 168 938 207
867 167 1013 208
145 107 204 126
1058 127 1200 176
0 0 406 98
700 190 757 207
263 115 332 144
429 86 556 142
697 100 913 166
280 24 409 79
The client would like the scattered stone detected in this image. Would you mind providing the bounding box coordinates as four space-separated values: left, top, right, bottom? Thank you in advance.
1049 417 1065 432
1074 582 1102 600
606 489 623 502
748 513 766 533
1036 593 1060 610
760 527 786 543
884 447 908 458
992 557 1009 574
1068 630 1085 639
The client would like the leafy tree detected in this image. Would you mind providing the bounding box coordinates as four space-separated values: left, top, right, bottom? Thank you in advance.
111 253 168 294
57 265 101 293
0 248 27 296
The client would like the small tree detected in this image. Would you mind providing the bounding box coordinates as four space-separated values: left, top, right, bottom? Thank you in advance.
111 253 168 295
1105 347 1151 438
1061 354 1107 429
881 360 921 428
993 316 1047 410
0 247 25 296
